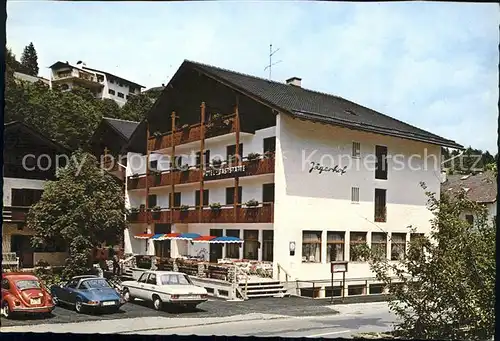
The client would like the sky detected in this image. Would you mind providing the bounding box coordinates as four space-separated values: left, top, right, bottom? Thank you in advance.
6 1 499 153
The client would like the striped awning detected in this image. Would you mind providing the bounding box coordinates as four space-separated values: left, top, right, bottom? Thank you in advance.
151 234 166 240
192 236 244 244
134 233 154 239
192 235 217 243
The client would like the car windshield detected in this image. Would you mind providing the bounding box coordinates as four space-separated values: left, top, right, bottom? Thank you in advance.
81 279 112 289
160 274 192 285
15 280 41 291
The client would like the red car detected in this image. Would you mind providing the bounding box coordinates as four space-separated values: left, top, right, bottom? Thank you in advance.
1 273 55 318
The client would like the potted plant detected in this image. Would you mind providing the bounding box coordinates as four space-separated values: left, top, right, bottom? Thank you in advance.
264 151 275 159
247 152 261 162
129 207 140 220
181 124 190 131
209 202 222 212
139 204 146 212
152 131 162 139
180 204 190 212
150 169 162 185
212 158 222 168
151 206 161 220
245 199 259 208
181 164 190 172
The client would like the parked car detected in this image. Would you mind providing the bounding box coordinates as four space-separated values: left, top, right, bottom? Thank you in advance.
50 275 125 314
121 271 208 311
1 272 55 319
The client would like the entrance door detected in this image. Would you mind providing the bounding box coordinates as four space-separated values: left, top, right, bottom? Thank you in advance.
154 224 171 259
209 229 223 263
11 235 34 268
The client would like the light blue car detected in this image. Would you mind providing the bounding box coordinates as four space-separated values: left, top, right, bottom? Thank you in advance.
50 275 125 314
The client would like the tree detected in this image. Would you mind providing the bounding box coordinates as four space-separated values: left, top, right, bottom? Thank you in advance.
5 47 24 74
20 42 39 76
365 183 495 340
27 151 127 278
120 92 158 121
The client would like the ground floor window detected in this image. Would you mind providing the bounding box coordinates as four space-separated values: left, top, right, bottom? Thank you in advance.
225 229 240 259
391 233 407 260
350 232 367 261
262 230 273 261
327 232 344 262
243 230 259 260
302 231 322 263
371 232 387 259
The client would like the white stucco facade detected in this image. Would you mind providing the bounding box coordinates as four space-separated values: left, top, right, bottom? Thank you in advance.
124 113 443 283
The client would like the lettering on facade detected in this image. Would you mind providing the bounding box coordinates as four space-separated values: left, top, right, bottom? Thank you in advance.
309 162 347 175
204 165 246 178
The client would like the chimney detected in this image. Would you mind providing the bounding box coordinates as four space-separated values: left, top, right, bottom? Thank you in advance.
286 77 302 87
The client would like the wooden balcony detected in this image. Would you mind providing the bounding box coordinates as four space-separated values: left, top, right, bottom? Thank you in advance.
3 206 30 223
147 114 236 151
127 156 275 190
127 203 274 224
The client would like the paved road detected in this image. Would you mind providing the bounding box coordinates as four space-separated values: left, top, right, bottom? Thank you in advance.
1 301 396 338
0 296 339 327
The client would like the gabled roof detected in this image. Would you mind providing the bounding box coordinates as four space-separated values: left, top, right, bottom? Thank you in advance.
180 60 462 149
82 66 145 89
442 171 497 203
102 117 139 140
4 121 70 153
49 61 77 70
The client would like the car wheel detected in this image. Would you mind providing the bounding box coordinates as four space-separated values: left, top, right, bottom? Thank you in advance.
1 302 13 319
122 288 134 302
152 295 162 311
75 298 84 314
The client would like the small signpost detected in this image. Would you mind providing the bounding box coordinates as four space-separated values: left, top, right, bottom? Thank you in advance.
330 261 348 303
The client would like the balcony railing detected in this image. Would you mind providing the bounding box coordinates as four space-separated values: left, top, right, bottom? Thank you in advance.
127 155 275 190
127 203 274 224
147 114 237 151
3 206 30 222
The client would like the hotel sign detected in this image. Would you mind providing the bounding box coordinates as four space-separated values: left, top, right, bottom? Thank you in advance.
204 165 246 178
309 162 347 175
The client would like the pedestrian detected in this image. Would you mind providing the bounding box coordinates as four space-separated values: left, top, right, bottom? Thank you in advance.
112 253 120 276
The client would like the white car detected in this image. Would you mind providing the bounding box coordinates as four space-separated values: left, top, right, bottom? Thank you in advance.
121 271 208 311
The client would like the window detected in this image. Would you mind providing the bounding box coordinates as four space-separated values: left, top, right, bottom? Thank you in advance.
302 231 322 263
172 156 183 170
350 232 367 261
149 160 158 171
375 145 388 180
263 137 276 154
351 187 360 203
262 230 274 261
66 279 79 289
129 87 136 94
352 142 361 158
61 83 70 91
97 75 104 82
108 89 115 95
410 233 425 257
465 214 474 225
148 195 157 208
262 183 275 203
243 230 259 260
374 189 387 222
138 273 148 283
371 232 387 259
117 92 124 98
226 187 242 205
327 232 345 262
169 192 181 208
147 273 157 285
11 189 44 206
225 230 240 259
226 143 243 163
109 79 115 84
195 150 211 167
391 233 406 260
195 190 209 207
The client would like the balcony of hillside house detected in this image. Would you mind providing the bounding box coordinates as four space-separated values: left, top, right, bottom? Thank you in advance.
127 153 275 190
3 206 30 223
52 69 103 89
127 202 274 224
147 113 238 151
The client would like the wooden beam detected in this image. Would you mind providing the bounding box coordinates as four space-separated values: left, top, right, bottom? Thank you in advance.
170 112 176 224
234 96 240 222
199 102 206 223
145 121 150 227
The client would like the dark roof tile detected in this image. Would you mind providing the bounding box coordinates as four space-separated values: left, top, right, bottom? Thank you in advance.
442 171 497 203
103 117 139 140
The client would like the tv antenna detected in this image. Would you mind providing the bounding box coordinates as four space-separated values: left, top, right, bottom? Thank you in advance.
264 44 282 80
